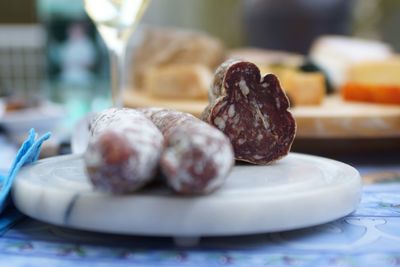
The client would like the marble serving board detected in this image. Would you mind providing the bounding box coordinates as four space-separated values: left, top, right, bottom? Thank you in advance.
124 91 400 139
12 153 362 240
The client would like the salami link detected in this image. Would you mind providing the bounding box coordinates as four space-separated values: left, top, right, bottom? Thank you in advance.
201 60 296 164
141 108 234 194
84 108 164 194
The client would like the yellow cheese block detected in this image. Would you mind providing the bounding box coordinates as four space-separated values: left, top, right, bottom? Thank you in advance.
347 58 400 86
280 70 326 106
258 67 326 106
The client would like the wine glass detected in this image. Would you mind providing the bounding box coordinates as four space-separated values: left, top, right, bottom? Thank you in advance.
83 0 150 107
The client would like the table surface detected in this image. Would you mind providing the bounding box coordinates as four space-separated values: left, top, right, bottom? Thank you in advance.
1 136 400 267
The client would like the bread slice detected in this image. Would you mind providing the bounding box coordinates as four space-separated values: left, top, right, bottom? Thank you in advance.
132 27 224 89
143 64 212 100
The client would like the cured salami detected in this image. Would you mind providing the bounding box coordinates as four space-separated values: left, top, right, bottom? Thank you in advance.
84 108 164 194
202 60 296 164
141 108 234 194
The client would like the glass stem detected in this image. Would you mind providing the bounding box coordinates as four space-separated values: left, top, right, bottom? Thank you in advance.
110 45 126 108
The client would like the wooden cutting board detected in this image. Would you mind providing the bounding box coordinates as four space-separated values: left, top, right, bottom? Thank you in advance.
124 90 400 138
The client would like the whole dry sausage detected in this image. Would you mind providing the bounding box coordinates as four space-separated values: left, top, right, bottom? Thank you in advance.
84 108 164 194
141 108 234 194
201 60 296 164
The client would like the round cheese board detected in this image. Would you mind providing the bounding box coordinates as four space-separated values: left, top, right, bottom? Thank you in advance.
13 153 361 240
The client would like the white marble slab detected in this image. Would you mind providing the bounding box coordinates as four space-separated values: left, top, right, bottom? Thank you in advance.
12 153 361 239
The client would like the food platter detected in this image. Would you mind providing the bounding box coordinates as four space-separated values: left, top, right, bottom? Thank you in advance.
0 101 66 138
124 90 400 139
12 153 361 239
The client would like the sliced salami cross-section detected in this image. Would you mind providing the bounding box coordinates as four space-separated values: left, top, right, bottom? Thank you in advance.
202 60 296 164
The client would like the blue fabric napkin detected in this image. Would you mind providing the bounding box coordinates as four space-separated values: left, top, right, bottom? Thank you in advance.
0 129 51 234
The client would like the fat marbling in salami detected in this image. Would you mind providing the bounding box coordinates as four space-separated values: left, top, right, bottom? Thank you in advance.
201 60 296 164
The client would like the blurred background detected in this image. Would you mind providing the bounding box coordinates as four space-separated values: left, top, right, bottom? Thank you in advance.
0 0 399 155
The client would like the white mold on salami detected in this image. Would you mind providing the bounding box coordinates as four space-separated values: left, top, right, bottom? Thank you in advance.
201 60 296 165
84 150 102 168
85 108 164 194
141 108 234 195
